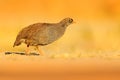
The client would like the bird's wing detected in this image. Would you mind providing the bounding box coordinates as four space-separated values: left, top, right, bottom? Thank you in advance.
13 23 51 47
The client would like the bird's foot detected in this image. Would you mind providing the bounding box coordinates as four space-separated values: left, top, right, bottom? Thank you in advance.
25 52 40 56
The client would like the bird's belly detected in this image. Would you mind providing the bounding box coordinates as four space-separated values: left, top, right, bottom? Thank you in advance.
37 30 63 45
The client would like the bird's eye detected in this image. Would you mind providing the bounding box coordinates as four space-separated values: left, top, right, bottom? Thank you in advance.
69 19 73 23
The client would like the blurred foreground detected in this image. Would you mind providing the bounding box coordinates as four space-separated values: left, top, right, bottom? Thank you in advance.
0 53 120 80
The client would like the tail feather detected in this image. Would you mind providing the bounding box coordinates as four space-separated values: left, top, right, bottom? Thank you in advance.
13 40 21 47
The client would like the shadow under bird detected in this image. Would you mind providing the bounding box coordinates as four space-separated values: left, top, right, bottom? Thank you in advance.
13 17 74 55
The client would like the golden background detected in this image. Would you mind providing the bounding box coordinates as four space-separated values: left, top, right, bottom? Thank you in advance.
0 0 120 79
0 0 120 53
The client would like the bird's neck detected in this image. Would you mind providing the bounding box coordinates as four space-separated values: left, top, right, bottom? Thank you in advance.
58 21 68 28
55 23 67 34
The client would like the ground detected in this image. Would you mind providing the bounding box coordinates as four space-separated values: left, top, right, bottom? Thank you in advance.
0 51 120 80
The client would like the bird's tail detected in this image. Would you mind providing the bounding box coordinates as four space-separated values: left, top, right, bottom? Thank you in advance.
13 40 21 47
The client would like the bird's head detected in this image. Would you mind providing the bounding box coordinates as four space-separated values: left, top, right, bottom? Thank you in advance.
60 17 75 27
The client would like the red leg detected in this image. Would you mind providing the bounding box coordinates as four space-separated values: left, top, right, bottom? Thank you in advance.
36 46 44 56
25 45 30 55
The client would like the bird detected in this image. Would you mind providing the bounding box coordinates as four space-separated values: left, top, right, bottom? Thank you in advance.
13 17 74 55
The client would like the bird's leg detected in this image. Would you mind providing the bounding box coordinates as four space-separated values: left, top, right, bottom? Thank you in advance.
25 45 30 55
36 46 44 56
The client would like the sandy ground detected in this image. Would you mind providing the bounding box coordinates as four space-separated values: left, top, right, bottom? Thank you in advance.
0 52 120 80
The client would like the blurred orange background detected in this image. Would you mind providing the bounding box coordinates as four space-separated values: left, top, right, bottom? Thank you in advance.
0 0 120 53
0 0 120 80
